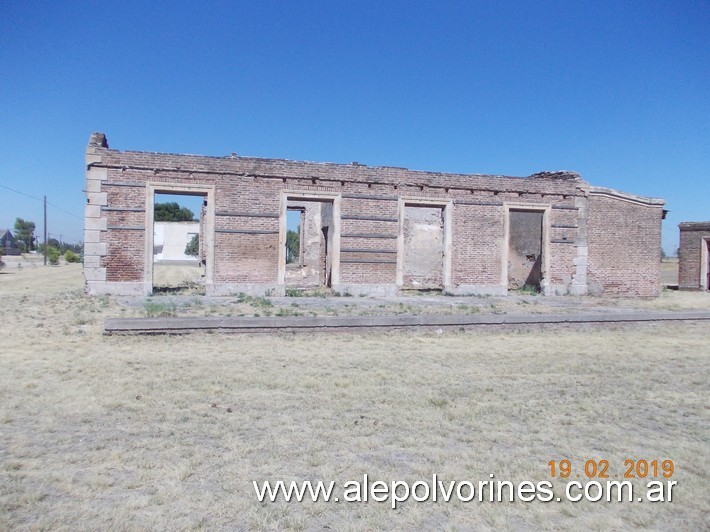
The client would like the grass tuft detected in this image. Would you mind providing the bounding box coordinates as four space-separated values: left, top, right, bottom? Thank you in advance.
143 301 177 317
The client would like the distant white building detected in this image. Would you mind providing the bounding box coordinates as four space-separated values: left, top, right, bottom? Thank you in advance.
153 221 199 263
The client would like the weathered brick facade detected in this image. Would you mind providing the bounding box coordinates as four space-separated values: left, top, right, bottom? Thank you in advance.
84 133 665 297
587 189 665 297
678 222 710 291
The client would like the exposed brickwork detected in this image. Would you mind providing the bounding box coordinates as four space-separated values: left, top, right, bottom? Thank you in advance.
215 232 278 283
451 203 503 285
340 262 396 285
548 242 577 287
106 229 144 282
678 222 710 290
84 133 665 297
587 192 664 297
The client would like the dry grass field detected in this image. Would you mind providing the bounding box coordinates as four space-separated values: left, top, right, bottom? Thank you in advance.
1 258 708 530
660 258 679 287
153 263 204 291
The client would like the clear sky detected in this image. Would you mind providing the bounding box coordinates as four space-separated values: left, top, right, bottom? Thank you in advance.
1 0 707 253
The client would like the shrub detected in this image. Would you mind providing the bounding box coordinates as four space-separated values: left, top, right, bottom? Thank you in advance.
64 250 81 263
47 246 60 266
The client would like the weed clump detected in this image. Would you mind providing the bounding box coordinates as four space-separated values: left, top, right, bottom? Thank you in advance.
143 301 177 317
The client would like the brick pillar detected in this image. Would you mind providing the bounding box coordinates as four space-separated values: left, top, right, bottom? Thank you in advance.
570 193 589 295
84 133 109 293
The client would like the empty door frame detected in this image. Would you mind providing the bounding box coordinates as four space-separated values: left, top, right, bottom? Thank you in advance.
502 203 551 294
144 183 215 293
278 191 341 286
396 198 453 289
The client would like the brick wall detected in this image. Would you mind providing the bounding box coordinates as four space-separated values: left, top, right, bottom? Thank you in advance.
587 190 665 297
678 222 710 290
452 203 503 286
84 133 665 297
340 194 399 285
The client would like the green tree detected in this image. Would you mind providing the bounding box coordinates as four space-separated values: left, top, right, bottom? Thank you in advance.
14 218 35 252
286 227 300 264
154 202 196 222
185 234 199 257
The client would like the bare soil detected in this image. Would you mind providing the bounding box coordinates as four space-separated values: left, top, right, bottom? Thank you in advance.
0 259 708 529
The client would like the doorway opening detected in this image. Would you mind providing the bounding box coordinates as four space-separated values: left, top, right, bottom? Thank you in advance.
152 192 206 294
507 209 545 293
286 208 304 266
283 197 335 293
401 204 445 290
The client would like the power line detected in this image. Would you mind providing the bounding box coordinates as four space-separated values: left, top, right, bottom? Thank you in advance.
0 182 42 202
0 182 82 220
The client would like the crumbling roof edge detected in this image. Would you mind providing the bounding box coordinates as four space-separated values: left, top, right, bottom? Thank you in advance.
87 133 586 183
93 147 543 181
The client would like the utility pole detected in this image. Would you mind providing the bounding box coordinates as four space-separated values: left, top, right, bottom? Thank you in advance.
43 195 47 266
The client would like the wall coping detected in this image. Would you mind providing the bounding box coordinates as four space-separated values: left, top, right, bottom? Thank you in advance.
679 221 710 231
588 186 665 207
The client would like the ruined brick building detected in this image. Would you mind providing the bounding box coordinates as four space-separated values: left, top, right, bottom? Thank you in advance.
84 133 665 297
678 222 710 291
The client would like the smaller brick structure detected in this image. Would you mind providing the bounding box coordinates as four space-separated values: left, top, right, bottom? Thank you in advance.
678 222 710 291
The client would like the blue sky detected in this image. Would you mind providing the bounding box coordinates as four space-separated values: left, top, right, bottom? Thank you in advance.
1 1 707 253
